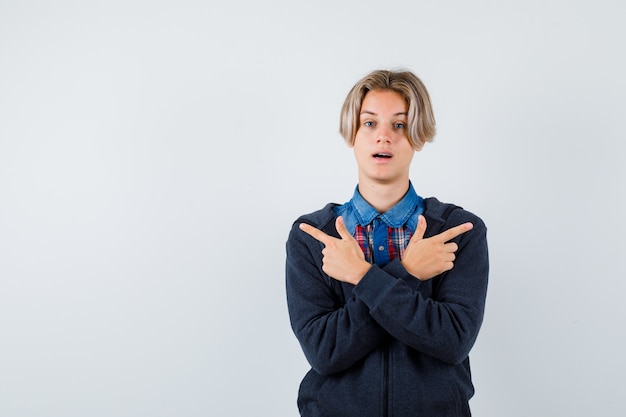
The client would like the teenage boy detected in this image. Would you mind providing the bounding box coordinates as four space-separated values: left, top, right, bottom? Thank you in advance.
285 69 489 417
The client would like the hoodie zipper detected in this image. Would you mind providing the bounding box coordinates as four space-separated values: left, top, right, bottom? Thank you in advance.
383 346 389 417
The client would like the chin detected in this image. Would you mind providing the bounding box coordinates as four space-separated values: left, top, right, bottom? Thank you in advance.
370 175 401 185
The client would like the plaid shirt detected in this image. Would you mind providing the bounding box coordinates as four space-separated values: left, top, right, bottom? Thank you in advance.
354 223 412 264
334 182 424 268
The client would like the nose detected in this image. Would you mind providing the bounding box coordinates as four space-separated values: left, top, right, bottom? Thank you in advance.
376 126 392 144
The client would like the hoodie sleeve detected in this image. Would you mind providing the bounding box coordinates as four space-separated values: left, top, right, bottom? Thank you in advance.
352 211 489 364
285 219 387 376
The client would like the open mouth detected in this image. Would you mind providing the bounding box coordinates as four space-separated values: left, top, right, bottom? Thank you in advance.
373 153 392 159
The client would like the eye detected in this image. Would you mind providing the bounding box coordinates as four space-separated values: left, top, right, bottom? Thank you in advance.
394 122 406 129
364 121 375 127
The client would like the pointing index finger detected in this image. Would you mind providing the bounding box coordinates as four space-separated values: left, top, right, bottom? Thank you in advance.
299 222 333 246
437 222 473 242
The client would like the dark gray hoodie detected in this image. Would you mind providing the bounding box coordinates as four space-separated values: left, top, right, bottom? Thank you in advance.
286 197 489 417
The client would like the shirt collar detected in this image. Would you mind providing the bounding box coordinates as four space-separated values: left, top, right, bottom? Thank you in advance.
351 181 422 228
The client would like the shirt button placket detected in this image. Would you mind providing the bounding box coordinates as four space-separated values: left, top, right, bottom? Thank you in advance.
372 217 390 266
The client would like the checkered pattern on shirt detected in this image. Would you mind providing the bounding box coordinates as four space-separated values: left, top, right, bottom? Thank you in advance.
354 224 413 264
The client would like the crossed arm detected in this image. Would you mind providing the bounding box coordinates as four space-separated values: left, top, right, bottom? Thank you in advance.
286 213 488 374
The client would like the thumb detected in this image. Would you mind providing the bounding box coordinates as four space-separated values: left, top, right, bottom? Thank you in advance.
412 215 427 241
335 216 353 241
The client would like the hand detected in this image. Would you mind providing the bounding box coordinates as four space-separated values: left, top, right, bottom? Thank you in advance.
401 215 473 281
299 216 371 285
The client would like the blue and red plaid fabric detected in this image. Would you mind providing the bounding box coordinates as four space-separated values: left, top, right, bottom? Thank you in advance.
354 224 413 264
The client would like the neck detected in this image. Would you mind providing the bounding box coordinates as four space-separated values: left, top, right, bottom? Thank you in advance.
357 179 410 213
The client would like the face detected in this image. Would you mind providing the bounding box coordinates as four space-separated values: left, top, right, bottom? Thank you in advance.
352 89 417 186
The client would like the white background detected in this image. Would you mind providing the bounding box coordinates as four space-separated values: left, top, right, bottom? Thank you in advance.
1 1 625 416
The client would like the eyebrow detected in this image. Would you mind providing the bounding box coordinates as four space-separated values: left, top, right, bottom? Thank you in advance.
360 110 408 116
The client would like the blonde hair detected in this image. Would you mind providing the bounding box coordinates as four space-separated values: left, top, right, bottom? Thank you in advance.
339 69 436 150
